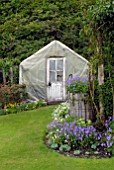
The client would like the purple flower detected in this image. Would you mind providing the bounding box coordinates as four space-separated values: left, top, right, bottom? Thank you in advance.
107 134 112 141
81 76 88 82
108 128 112 133
79 137 83 141
105 122 109 128
108 152 111 157
101 143 105 147
107 141 113 148
97 134 102 140
73 126 77 135
109 116 112 121
73 77 80 81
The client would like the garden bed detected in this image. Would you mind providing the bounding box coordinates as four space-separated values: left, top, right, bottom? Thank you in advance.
45 103 114 159
0 100 47 116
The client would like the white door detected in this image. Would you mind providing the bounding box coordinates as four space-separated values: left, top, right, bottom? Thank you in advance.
47 58 66 102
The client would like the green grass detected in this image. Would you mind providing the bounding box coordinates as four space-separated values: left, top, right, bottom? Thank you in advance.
0 106 114 170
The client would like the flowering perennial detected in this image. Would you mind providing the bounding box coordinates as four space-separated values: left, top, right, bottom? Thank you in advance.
65 76 88 94
46 103 114 157
48 118 114 149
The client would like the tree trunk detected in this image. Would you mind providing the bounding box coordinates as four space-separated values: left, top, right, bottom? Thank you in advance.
2 68 6 85
98 64 105 120
97 34 105 121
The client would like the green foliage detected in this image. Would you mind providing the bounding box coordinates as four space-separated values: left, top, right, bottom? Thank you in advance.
0 0 94 63
85 0 114 51
101 80 113 117
94 79 113 117
0 58 20 84
88 0 114 32
109 120 114 132
0 0 96 85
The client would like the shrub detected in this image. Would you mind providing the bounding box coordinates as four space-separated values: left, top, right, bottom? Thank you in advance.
0 84 27 108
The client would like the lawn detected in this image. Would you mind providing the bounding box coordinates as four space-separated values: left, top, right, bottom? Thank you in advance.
0 106 114 170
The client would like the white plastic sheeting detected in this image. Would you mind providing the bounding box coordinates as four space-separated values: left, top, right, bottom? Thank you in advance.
19 40 89 101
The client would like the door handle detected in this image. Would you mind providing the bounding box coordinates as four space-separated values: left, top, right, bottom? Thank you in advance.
48 82 51 86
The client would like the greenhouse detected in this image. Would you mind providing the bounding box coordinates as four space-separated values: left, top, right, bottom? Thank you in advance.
19 40 89 102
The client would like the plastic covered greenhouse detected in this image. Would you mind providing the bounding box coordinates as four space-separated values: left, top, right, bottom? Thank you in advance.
19 40 89 102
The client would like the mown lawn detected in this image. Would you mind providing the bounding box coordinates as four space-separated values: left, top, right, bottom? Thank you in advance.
0 106 114 170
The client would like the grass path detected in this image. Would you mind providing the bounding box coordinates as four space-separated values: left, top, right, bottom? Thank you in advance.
0 106 114 170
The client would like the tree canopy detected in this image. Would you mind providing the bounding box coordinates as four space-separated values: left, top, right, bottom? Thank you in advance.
0 0 95 61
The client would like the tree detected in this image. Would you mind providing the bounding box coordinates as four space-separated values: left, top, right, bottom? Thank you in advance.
86 0 114 120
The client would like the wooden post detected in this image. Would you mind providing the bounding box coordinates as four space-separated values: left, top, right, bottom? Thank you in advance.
10 67 13 86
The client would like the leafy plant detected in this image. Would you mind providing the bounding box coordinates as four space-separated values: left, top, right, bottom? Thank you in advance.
59 144 71 152
73 150 81 155
50 143 59 149
52 102 70 122
94 151 99 155
91 144 97 149
85 151 90 155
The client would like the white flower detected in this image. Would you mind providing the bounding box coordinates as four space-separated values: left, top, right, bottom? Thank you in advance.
65 114 69 118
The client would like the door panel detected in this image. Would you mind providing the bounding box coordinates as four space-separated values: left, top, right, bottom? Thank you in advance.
47 58 65 102
57 60 63 70
50 60 56 70
50 71 56 82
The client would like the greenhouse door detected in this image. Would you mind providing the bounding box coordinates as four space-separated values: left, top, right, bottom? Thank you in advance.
47 58 66 102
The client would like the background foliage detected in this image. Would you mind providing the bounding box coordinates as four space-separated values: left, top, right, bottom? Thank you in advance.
0 0 95 62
